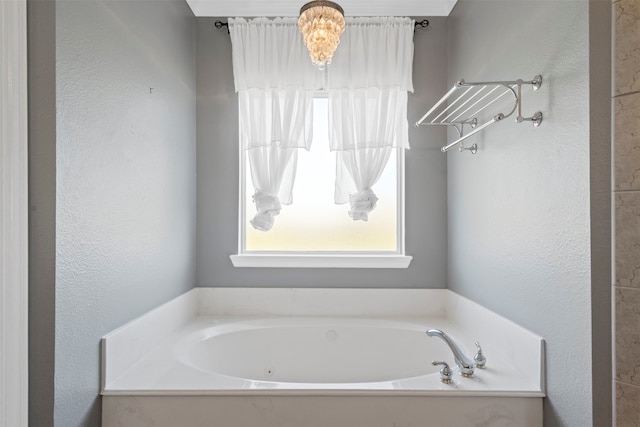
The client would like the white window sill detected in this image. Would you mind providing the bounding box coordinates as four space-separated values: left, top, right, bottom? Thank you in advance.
230 254 413 269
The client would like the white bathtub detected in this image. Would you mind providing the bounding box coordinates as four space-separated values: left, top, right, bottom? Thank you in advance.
179 318 442 385
102 288 545 427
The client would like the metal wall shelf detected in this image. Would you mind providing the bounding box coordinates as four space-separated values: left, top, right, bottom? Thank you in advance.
415 75 543 154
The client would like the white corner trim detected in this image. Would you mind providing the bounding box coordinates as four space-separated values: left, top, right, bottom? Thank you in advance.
0 0 29 426
230 254 413 268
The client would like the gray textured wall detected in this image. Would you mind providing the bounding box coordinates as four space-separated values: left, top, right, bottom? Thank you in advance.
195 17 448 288
446 1 611 426
52 1 197 425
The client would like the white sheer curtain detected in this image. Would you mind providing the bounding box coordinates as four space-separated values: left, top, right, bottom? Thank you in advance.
229 18 322 231
326 17 414 220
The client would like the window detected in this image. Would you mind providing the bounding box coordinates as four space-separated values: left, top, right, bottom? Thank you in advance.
232 98 411 268
227 17 415 268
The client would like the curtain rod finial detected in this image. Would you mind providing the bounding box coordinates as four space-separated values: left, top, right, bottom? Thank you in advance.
214 20 229 34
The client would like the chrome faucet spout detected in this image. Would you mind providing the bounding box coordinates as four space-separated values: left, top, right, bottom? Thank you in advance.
426 328 475 377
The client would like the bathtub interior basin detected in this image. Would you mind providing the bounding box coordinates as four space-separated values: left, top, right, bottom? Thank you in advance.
178 318 442 384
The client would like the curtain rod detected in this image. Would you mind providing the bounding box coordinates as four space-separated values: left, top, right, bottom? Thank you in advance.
214 19 429 33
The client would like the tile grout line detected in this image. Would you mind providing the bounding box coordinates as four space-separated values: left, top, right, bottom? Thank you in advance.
615 380 640 390
614 285 640 290
613 90 640 99
613 189 640 194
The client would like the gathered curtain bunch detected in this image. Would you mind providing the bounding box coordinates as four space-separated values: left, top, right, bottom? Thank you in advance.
229 16 414 231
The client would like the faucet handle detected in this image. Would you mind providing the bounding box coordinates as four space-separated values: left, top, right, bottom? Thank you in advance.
474 341 486 369
432 360 453 384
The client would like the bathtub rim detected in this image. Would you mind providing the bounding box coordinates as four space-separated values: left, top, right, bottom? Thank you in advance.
101 288 545 397
101 388 545 398
102 315 544 398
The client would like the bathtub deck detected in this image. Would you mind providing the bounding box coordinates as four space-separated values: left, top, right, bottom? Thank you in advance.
103 316 542 397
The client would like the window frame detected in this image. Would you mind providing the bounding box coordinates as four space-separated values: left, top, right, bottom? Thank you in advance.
231 96 412 269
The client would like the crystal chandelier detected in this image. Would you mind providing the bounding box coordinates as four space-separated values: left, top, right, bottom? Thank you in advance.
298 1 345 70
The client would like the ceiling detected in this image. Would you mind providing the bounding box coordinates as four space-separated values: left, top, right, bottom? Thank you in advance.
185 0 459 17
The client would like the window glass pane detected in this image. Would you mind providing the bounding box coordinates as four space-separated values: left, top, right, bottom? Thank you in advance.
244 98 398 252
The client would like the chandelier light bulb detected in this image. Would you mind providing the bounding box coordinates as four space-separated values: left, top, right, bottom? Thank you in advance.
298 1 345 70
